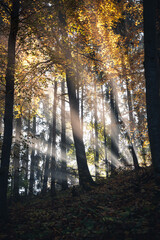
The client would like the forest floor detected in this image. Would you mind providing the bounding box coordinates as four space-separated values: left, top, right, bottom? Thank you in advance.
0 166 160 240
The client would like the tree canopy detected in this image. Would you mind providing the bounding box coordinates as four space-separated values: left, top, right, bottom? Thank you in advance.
0 1 159 236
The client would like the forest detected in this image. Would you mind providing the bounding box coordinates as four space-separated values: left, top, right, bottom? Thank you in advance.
0 0 160 239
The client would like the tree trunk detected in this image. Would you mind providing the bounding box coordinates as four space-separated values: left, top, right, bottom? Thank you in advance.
0 116 2 138
56 1 94 188
101 85 108 178
51 81 57 198
94 82 99 180
108 81 138 169
143 0 160 179
66 68 94 187
137 108 146 165
121 51 139 169
42 155 50 193
0 0 20 221
13 116 21 199
125 79 139 169
29 116 36 195
42 125 51 193
110 85 119 172
61 80 68 190
81 85 84 139
25 116 30 196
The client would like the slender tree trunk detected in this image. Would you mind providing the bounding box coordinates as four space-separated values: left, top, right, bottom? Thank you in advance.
119 5 140 169
121 52 139 169
25 116 30 196
0 0 20 220
0 116 2 138
41 153 45 192
13 116 21 199
81 85 84 139
125 79 139 169
110 88 116 172
51 81 57 198
143 0 160 179
108 80 138 169
101 86 108 178
29 116 36 195
137 109 146 165
94 82 99 180
42 154 50 193
125 83 138 168
35 148 40 190
90 109 94 147
110 85 119 173
76 78 80 115
42 125 51 193
61 80 68 190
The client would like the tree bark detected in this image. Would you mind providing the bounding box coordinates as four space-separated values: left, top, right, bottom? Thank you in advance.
0 0 20 220
56 1 94 188
81 85 84 139
101 85 108 178
51 81 57 198
0 116 2 138
94 82 99 180
13 116 21 199
29 116 36 195
42 125 51 193
66 68 94 187
120 51 139 169
61 80 68 190
125 79 139 169
25 116 30 196
137 108 146 165
110 85 119 172
143 0 160 179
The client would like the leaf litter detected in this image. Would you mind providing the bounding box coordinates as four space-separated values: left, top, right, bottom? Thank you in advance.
0 166 160 240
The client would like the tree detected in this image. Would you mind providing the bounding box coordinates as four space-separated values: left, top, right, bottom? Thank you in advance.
55 1 94 188
51 80 57 198
29 116 36 195
0 0 20 220
60 79 68 190
66 68 94 187
24 115 30 196
101 85 108 177
80 84 84 139
143 0 160 179
110 83 120 172
42 124 51 193
13 116 21 199
121 58 139 169
94 81 99 180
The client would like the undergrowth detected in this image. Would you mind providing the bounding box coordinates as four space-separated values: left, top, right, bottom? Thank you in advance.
0 167 160 240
